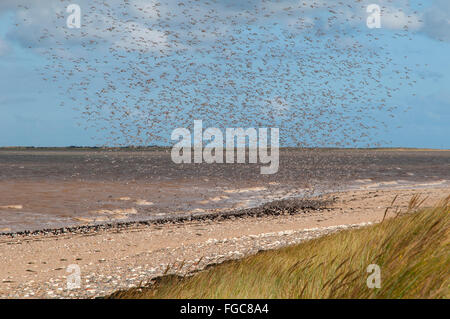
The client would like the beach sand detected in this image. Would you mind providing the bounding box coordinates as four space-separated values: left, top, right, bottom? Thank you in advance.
0 186 448 298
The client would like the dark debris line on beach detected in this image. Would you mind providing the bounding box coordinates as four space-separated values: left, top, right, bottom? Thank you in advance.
0 197 334 239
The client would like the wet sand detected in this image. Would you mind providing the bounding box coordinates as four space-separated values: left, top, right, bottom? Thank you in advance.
0 186 448 298
1 148 449 232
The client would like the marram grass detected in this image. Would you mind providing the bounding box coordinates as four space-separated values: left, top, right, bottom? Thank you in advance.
110 195 449 299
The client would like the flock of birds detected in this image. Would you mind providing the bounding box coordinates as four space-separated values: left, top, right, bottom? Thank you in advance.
15 0 424 148
6 0 434 213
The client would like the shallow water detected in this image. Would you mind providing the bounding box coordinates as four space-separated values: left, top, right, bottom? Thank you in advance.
0 149 449 232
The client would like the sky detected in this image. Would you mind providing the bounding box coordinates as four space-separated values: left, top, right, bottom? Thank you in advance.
0 0 449 148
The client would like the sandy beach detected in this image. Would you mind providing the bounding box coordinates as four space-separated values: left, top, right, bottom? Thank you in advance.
0 186 448 298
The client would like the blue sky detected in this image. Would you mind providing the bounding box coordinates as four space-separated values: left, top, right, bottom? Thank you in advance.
0 0 449 148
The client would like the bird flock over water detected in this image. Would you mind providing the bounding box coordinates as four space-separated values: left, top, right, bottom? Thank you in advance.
14 0 424 148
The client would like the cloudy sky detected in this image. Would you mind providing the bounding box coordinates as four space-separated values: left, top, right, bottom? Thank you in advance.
0 0 449 148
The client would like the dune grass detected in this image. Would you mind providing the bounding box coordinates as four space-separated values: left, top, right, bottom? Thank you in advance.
110 195 449 299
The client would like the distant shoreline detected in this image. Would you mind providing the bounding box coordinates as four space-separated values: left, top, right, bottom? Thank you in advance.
0 146 449 151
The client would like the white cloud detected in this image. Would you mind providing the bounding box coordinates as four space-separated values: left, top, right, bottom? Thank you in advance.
381 8 424 31
2 0 448 55
3 0 168 53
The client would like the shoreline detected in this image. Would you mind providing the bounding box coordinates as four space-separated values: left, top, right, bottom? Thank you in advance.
0 197 332 238
1 180 448 236
1 148 449 233
0 186 448 298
